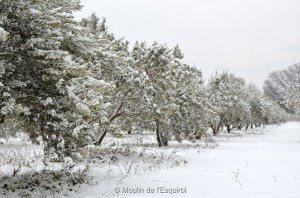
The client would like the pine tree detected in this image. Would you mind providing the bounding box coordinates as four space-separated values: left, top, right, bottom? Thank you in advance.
207 71 249 133
0 0 111 161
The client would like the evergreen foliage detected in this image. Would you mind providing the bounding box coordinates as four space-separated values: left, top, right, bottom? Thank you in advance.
0 0 287 161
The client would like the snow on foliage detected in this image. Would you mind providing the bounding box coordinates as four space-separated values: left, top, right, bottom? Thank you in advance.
0 0 292 196
264 63 300 114
0 0 288 159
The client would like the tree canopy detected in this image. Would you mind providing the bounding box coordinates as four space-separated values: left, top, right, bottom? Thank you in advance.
0 0 288 162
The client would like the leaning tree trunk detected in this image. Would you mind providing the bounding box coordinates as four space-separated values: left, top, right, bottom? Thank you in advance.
210 124 218 136
95 126 108 146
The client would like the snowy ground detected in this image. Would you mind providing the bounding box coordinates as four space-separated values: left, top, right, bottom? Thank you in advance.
1 122 300 197
71 122 300 198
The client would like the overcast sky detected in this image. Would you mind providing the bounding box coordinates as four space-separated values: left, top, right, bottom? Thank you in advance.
74 0 300 88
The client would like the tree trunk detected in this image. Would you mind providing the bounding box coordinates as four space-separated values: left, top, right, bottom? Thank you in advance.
210 121 221 136
237 124 242 130
161 131 169 146
211 125 217 135
155 119 162 147
194 131 202 139
0 115 4 124
226 124 231 133
95 127 108 146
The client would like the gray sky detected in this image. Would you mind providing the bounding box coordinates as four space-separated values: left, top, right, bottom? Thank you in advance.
74 0 300 88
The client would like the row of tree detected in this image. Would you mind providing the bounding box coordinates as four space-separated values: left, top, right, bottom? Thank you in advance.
208 72 285 134
0 0 286 162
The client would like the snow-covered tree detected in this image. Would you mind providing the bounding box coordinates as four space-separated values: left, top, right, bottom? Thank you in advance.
207 71 250 133
77 14 152 146
130 42 180 146
289 89 300 116
246 84 282 127
264 63 300 113
245 84 265 128
130 42 214 146
0 0 112 161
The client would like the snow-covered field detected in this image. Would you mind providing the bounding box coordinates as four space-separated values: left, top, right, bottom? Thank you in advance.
71 122 300 198
1 122 300 197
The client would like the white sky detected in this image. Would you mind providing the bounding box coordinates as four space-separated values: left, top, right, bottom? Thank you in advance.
74 0 300 88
